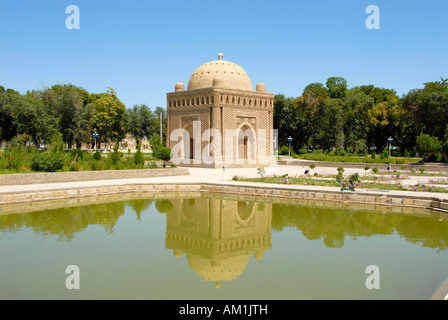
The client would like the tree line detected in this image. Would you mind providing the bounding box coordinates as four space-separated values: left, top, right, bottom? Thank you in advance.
0 83 166 150
274 76 448 161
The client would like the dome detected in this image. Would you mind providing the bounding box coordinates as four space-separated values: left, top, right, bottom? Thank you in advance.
187 53 253 91
256 82 266 93
175 81 185 92
186 253 250 283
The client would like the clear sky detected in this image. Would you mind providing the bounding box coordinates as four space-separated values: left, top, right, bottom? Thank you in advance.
1 0 447 109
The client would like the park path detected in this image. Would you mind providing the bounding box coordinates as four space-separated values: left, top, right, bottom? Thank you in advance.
0 165 447 201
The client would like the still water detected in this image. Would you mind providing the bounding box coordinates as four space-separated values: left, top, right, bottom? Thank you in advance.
1 193 447 300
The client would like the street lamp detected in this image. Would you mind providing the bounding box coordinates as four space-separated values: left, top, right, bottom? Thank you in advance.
288 136 293 156
93 132 99 151
388 137 393 158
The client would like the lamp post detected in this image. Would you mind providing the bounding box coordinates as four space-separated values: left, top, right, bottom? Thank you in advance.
388 137 393 158
288 136 293 156
93 132 99 151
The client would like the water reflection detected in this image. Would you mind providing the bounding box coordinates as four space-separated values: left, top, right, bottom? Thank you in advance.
0 194 447 253
271 203 448 251
164 198 272 288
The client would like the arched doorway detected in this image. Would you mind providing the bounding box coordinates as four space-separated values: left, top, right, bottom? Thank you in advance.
182 124 195 160
237 124 255 162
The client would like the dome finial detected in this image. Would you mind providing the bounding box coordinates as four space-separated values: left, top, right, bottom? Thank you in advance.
218 51 223 60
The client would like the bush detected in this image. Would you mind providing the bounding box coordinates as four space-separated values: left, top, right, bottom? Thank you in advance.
92 151 102 161
298 149 307 155
31 152 64 172
416 133 442 157
335 173 344 184
371 152 376 159
134 146 145 166
337 167 345 174
349 173 361 185
364 165 370 171
109 143 123 165
419 167 425 174
70 148 84 161
380 148 389 159
280 145 289 155
372 167 379 174
154 147 172 167
149 134 162 154
310 164 316 170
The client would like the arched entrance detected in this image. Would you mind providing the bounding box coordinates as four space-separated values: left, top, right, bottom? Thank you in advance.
237 124 255 162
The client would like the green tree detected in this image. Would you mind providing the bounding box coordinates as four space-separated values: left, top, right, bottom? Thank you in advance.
273 94 310 152
127 104 154 146
316 98 345 151
41 84 93 149
326 77 348 99
10 90 57 146
154 146 171 167
91 88 127 150
293 83 328 150
149 133 162 154
416 133 442 157
401 78 448 141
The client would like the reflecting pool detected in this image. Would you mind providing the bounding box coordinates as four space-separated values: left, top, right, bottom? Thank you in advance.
1 193 447 300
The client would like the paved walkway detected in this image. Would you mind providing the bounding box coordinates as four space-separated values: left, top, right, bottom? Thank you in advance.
1 165 447 201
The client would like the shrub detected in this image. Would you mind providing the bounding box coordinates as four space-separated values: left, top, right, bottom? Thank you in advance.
371 152 376 159
109 143 123 165
134 146 145 166
380 148 389 159
310 164 316 170
416 133 442 156
154 147 172 167
349 172 361 185
372 167 379 174
335 173 344 184
31 152 64 172
68 161 80 172
149 134 162 154
337 167 345 173
419 167 425 174
364 165 370 171
70 148 84 161
280 145 289 155
92 151 102 161
298 149 307 155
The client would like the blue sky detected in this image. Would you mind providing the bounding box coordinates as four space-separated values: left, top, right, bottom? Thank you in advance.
1 0 447 109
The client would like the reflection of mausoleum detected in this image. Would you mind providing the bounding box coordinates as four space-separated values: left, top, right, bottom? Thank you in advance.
166 52 275 167
164 197 272 288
